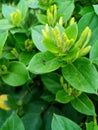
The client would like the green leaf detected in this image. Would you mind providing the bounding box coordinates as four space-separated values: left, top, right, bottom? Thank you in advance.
56 0 74 22
27 0 39 9
65 23 78 42
90 40 98 65
56 90 75 104
62 57 98 94
78 12 98 45
17 0 28 20
79 6 93 16
31 25 47 51
71 93 96 116
28 51 62 74
36 14 48 24
86 121 95 130
41 72 62 94
52 114 82 130
0 112 25 130
2 61 29 87
0 19 14 30
93 5 98 15
2 5 16 21
43 38 59 53
22 113 42 130
0 31 8 57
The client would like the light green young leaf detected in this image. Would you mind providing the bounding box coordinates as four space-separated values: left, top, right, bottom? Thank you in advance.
56 0 74 22
56 90 75 104
52 114 82 130
31 25 47 51
0 19 14 30
2 5 16 20
28 51 62 74
0 112 25 130
36 14 48 24
0 31 8 57
27 0 39 9
86 121 98 130
17 0 28 20
65 23 78 42
2 61 29 87
71 93 96 116
93 4 98 15
62 57 98 94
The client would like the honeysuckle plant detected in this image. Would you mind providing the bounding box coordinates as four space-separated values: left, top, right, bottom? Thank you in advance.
1 0 98 130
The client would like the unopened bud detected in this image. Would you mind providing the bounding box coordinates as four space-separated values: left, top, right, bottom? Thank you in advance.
69 17 75 25
75 27 91 48
59 17 63 26
79 45 91 57
11 9 22 27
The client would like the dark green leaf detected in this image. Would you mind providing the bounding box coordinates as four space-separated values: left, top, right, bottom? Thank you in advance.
41 72 62 94
0 31 8 57
0 112 25 130
22 113 42 130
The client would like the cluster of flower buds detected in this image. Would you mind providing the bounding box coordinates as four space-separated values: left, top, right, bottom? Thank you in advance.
25 39 34 52
10 9 22 27
47 4 57 26
60 76 82 97
42 20 91 62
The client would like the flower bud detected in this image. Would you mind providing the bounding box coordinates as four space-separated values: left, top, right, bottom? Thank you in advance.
79 45 91 57
0 94 11 111
11 9 22 27
76 27 91 48
59 17 63 26
69 17 75 25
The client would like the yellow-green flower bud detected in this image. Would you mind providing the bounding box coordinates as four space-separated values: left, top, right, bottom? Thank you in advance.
79 45 91 57
25 39 33 52
47 4 57 26
59 17 63 26
11 48 19 58
69 17 75 25
11 9 22 27
82 27 91 48
53 4 57 19
76 27 91 48
67 87 73 96
0 65 8 75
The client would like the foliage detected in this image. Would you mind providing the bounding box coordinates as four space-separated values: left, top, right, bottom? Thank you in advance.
0 0 98 130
